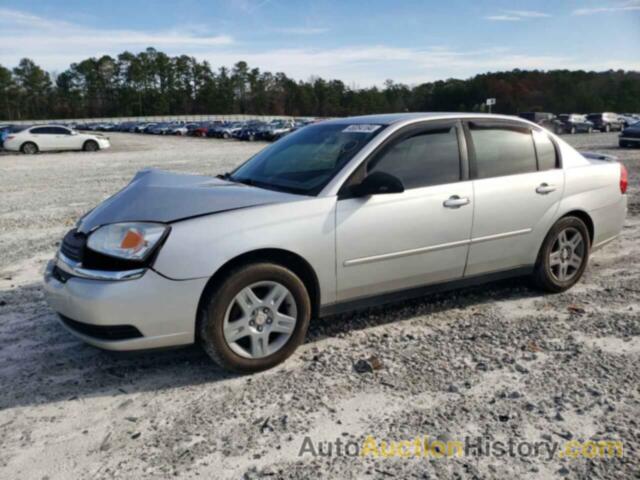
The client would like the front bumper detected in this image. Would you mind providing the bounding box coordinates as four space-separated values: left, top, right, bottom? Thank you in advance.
97 138 111 150
44 255 208 351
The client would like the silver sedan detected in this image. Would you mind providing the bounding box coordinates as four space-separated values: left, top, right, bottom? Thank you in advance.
44 113 628 372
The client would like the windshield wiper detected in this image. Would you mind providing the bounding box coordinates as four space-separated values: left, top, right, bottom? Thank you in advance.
216 172 233 180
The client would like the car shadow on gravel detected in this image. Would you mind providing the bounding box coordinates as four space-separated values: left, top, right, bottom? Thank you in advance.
1 276 541 410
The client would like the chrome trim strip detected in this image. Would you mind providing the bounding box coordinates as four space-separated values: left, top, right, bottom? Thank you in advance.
56 251 146 281
469 228 532 244
343 228 532 267
344 239 470 267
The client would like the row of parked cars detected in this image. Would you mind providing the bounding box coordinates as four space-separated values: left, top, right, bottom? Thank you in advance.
519 111 639 134
75 118 316 142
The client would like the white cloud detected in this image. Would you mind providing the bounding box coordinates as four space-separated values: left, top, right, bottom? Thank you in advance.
505 10 551 18
573 0 640 15
0 7 637 87
0 7 232 63
484 15 522 21
485 9 550 21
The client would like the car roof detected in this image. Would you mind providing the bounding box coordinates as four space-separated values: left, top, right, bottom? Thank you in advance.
321 112 533 126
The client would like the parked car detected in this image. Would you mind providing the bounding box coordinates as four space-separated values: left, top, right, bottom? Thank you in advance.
192 122 214 137
618 115 639 129
0 124 12 148
236 121 270 141
212 122 244 139
3 125 110 154
518 112 562 134
172 123 199 135
262 120 295 141
147 122 176 135
586 113 624 132
556 114 593 134
43 113 627 372
134 123 156 133
619 120 640 148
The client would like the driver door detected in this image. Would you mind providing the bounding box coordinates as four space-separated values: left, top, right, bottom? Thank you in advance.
335 121 474 302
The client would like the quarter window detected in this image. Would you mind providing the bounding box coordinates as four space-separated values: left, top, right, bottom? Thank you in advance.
533 130 558 170
368 125 461 189
469 124 537 179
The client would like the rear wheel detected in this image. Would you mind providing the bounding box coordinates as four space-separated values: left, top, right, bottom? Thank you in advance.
199 263 311 373
533 217 590 293
83 140 99 152
21 142 38 154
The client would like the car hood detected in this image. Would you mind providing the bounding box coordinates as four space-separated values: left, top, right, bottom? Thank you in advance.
76 169 302 233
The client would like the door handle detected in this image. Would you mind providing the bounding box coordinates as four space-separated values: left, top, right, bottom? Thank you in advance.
536 183 556 194
443 195 470 208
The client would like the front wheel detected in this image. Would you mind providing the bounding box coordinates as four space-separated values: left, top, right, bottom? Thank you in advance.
532 217 590 293
199 263 311 373
83 140 99 152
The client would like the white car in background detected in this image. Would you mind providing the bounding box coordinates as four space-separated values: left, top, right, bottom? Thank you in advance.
3 125 110 154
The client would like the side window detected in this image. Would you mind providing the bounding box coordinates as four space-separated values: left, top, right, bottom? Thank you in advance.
368 125 461 189
49 127 68 135
532 130 558 170
469 124 537 179
31 127 49 134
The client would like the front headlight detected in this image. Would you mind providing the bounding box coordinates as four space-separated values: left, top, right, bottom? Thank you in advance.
87 222 169 261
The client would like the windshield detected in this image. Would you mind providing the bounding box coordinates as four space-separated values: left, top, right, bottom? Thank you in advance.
230 122 385 195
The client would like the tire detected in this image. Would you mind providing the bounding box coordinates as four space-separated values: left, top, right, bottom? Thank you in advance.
222 132 230 139
83 140 99 152
532 216 590 293
21 142 38 154
199 263 311 373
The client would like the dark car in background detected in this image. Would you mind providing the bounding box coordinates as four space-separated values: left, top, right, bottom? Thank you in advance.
518 112 562 134
1 124 30 148
557 114 594 134
619 120 640 148
586 113 624 132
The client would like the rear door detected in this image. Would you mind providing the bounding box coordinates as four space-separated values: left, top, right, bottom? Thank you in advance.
29 127 55 150
463 120 564 276
335 121 474 302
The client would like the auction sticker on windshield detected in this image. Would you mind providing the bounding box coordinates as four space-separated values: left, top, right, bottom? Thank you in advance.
342 124 382 133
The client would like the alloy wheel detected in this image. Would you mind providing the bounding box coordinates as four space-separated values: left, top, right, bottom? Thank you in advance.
223 281 298 359
23 143 37 154
549 227 585 282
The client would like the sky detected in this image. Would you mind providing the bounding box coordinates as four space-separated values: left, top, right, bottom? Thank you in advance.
0 0 639 86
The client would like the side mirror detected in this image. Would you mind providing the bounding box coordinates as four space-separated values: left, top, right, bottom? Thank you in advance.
350 171 404 197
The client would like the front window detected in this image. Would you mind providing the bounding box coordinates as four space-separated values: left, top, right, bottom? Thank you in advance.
230 123 385 195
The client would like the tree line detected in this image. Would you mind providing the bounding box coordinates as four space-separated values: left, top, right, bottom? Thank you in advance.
1 47 639 121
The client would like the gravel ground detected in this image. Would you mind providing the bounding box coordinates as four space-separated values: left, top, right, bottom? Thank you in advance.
0 132 638 479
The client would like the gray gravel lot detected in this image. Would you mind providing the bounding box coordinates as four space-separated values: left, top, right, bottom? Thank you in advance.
0 132 638 479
